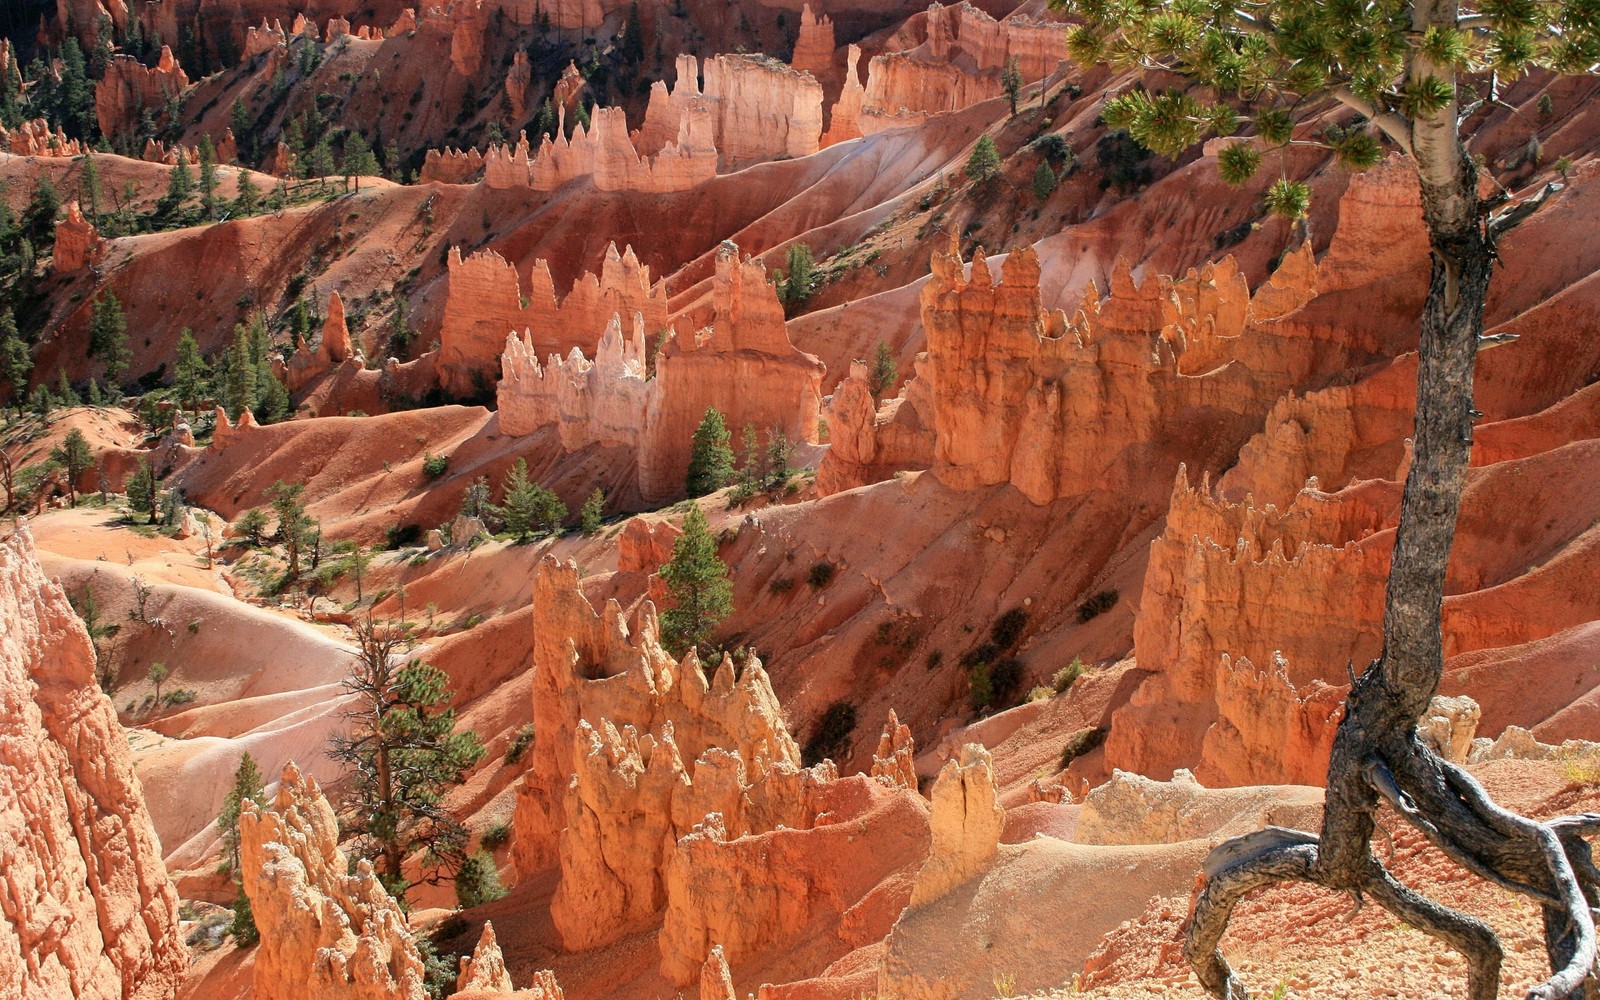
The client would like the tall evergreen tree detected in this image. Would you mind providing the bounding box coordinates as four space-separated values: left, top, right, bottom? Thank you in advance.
87 292 130 384
126 457 158 524
23 175 60 246
658 505 732 656
173 328 209 415
685 407 734 496
49 427 93 506
197 135 219 219
1001 56 1022 117
965 134 1001 183
496 459 564 541
79 152 101 219
266 480 314 585
869 341 898 401
164 150 194 213
217 752 266 944
229 98 253 162
233 170 260 216
580 487 605 535
328 616 485 897
0 310 31 410
341 133 379 190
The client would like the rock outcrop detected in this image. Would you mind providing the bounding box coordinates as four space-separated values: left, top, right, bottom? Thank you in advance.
438 243 665 397
497 242 826 504
479 105 716 193
95 47 189 140
505 51 534 119
239 763 427 1000
286 291 359 390
789 5 835 80
821 45 866 147
456 922 513 993
53 200 102 274
908 744 1003 907
638 53 823 169
920 242 1321 506
510 557 928 984
0 529 186 1000
0 118 85 156
817 357 935 495
861 2 1067 130
421 146 486 184
1076 769 1323 845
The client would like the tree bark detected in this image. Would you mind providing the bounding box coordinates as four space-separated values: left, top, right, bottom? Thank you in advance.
1184 17 1600 998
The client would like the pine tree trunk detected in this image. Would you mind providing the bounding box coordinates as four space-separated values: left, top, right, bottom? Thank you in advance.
1185 34 1600 998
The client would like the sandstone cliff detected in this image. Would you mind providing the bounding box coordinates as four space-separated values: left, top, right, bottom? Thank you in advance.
53 200 103 274
0 529 186 1000
817 356 935 495
638 53 823 169
480 105 716 193
438 243 665 397
498 242 825 504
789 6 836 81
861 2 1067 130
239 762 428 1000
96 48 189 140
1 118 86 156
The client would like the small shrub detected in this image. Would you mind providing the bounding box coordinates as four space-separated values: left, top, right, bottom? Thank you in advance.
1053 657 1084 693
422 452 449 479
1560 748 1600 786
769 576 795 594
1059 726 1109 770
504 723 535 764
989 657 1024 706
479 820 512 851
803 701 858 766
165 689 197 706
968 665 994 711
454 849 507 909
925 649 944 671
990 607 1028 649
1076 589 1119 623
229 892 259 946
187 619 202 634
464 613 482 629
1027 685 1054 703
807 561 836 588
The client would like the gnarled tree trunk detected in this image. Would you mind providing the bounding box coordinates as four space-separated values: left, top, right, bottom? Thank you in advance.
1183 24 1600 1000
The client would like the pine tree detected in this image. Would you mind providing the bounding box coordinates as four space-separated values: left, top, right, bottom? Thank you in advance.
685 407 734 497
147 661 169 707
497 459 540 542
658 506 732 656
580 487 605 535
965 134 1001 184
1001 56 1022 117
56 39 93 139
126 457 158 523
216 752 265 876
737 422 763 494
218 751 266 944
197 134 219 219
328 617 485 897
55 369 80 407
173 329 209 415
765 423 792 490
49 427 93 506
307 136 336 184
234 170 260 215
1031 160 1058 201
621 0 645 63
266 480 314 585
777 243 818 313
79 152 101 219
341 133 379 191
1 310 32 412
869 340 898 401
230 98 253 162
163 150 193 214
23 175 60 246
454 850 507 909
221 328 256 419
88 291 130 384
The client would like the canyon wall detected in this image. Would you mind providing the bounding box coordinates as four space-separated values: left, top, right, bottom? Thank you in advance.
817 356 935 494
919 242 1320 506
511 557 928 985
479 105 717 193
0 529 187 1000
497 242 825 503
637 54 823 169
437 243 664 397
95 48 190 140
861 2 1067 130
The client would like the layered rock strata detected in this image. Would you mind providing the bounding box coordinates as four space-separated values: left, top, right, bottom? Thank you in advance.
637 54 823 169
497 243 825 503
95 47 189 140
0 529 186 1000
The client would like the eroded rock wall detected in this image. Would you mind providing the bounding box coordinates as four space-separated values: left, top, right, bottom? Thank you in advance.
0 529 186 1000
